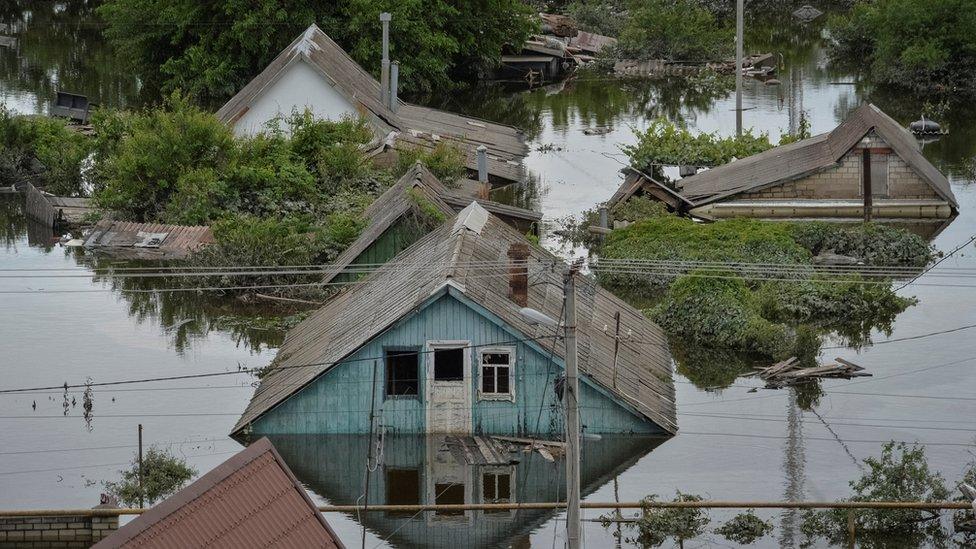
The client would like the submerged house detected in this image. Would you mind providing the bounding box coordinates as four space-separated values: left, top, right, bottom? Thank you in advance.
324 162 541 285
216 24 528 185
95 438 344 548
233 202 676 438
610 104 958 231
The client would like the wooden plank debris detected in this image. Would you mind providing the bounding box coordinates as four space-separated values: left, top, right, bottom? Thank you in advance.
754 356 871 387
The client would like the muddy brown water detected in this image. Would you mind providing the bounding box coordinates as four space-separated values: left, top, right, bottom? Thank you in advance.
2 4 976 547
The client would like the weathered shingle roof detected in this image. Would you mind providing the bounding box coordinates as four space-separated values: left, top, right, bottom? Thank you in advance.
83 220 214 259
94 438 344 549
216 24 528 182
234 203 676 435
322 163 542 285
675 104 957 208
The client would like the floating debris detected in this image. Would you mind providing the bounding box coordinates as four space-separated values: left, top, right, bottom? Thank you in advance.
583 127 613 136
909 116 946 135
754 357 871 388
793 5 824 24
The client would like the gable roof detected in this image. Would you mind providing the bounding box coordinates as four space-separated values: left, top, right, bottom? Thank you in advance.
322 163 542 285
233 203 676 435
216 24 528 182
94 438 344 549
675 104 958 208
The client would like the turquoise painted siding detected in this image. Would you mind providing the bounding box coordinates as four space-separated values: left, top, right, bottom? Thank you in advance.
252 292 660 436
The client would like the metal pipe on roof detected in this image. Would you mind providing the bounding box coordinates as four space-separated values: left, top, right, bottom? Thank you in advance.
389 61 399 112
380 12 391 106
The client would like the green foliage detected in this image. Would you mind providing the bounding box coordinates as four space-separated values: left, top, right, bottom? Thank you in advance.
801 442 951 548
617 0 731 62
611 194 669 222
407 188 449 227
778 113 811 145
396 144 467 187
565 0 628 37
603 492 710 547
827 0 976 95
599 217 929 358
715 511 774 544
622 119 774 170
97 0 535 103
104 446 196 507
0 106 93 195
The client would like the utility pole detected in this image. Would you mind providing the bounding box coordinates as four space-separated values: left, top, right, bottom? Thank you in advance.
563 264 582 549
735 0 744 137
138 423 144 509
380 12 391 107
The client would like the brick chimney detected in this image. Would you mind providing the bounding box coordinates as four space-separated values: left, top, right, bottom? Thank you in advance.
507 243 530 307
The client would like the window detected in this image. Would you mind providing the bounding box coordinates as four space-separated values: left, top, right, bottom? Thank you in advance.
434 482 465 516
480 348 514 399
433 347 465 381
870 154 889 197
482 469 514 515
385 348 419 397
386 468 420 517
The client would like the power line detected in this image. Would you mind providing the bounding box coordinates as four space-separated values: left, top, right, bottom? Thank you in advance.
895 234 976 291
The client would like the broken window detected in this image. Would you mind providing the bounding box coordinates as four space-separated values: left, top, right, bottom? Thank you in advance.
385 468 420 517
385 348 419 397
480 349 513 398
433 347 465 381
482 469 514 515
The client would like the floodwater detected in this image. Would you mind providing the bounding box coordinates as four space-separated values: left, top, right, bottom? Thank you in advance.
3 4 976 548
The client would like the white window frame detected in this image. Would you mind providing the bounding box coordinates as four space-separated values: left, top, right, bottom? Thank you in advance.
478 347 516 402
479 465 517 519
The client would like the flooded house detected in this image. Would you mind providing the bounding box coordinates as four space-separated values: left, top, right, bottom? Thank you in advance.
215 24 528 185
232 202 676 439
94 438 345 548
324 162 541 285
267 434 664 549
609 104 958 233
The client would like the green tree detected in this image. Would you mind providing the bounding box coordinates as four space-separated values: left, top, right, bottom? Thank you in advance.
96 0 536 104
104 446 196 507
827 0 976 95
617 0 731 62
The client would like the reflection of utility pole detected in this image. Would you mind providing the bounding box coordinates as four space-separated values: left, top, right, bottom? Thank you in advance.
564 263 582 549
735 0 744 137
779 390 805 548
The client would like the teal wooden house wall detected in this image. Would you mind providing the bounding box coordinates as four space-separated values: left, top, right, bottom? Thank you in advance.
251 286 664 436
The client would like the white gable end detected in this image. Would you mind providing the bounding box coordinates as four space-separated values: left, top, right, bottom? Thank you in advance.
232 58 359 137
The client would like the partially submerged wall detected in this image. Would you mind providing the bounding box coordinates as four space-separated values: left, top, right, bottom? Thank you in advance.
0 512 118 548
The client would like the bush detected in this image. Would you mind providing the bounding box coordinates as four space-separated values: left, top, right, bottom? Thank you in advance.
396 143 466 187
622 119 774 171
617 0 731 62
0 106 93 195
715 511 773 544
602 492 710 547
565 0 628 36
104 446 196 507
827 0 976 95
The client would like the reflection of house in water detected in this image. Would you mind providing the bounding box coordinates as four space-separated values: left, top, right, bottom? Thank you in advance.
266 434 665 549
233 203 676 438
610 104 958 239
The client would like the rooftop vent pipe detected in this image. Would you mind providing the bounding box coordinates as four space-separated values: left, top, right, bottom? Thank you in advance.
380 12 391 106
389 61 399 112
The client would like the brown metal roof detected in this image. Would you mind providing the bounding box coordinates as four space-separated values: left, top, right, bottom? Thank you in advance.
675 104 958 208
83 220 214 260
321 163 541 285
215 25 528 182
233 203 676 436
94 438 344 549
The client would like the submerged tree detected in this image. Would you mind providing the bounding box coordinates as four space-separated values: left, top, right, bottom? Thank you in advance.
104 446 196 507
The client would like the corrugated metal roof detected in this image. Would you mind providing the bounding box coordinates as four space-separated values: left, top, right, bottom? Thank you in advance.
215 24 528 183
83 220 214 260
94 438 344 549
233 203 676 436
675 104 958 208
322 163 541 285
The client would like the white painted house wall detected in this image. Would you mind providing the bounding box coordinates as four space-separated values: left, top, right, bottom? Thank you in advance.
232 59 360 137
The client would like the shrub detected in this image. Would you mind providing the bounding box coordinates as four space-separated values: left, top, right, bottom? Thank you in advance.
622 119 774 171
104 446 196 507
396 143 467 187
602 492 710 547
0 106 93 195
715 511 773 544
617 0 731 62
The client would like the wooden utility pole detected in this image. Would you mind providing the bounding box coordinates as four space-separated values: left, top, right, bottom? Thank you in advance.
137 424 144 509
361 360 379 549
735 0 744 136
563 265 581 549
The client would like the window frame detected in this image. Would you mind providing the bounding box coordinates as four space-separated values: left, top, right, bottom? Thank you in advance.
478 347 516 402
384 346 421 399
480 466 517 519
